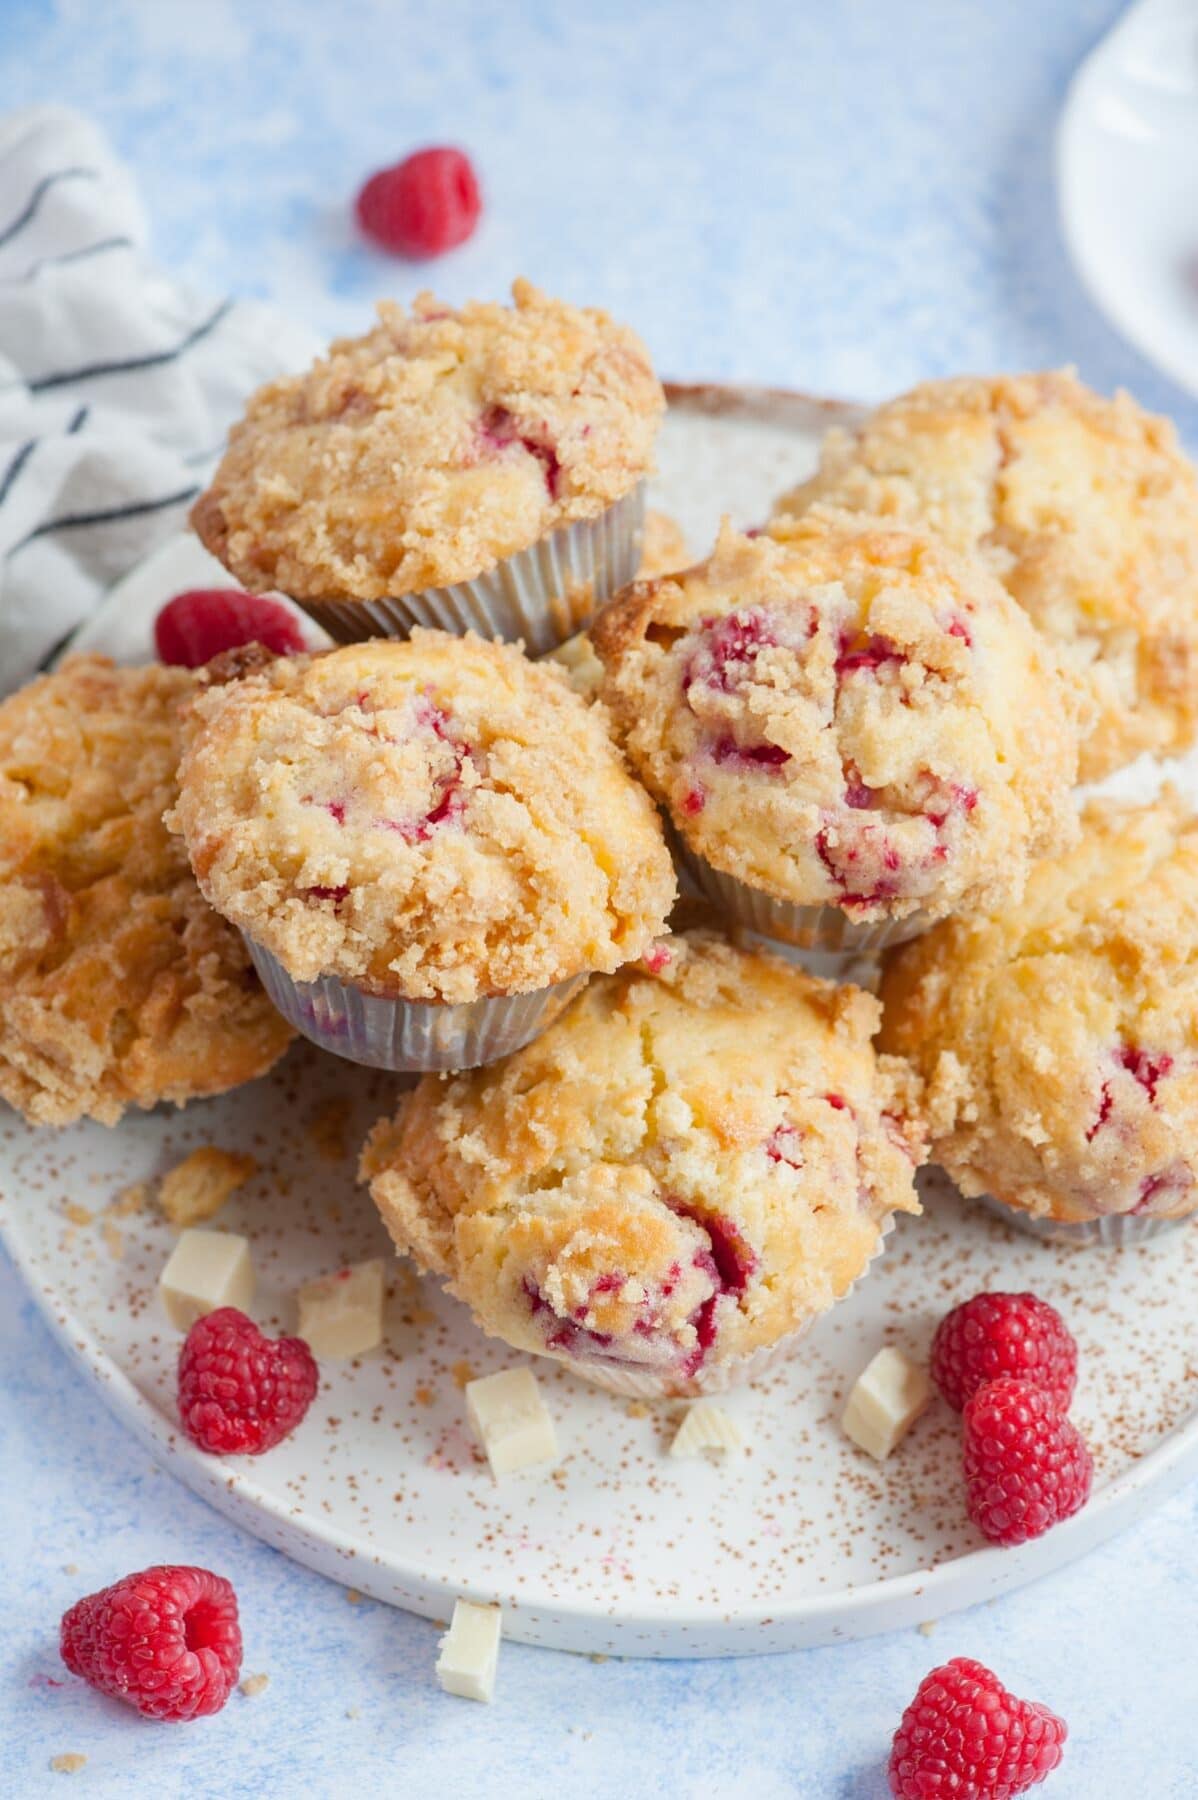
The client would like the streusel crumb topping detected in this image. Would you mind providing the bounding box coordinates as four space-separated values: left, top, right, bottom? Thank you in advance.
168 632 676 1003
0 656 293 1127
772 370 1198 778
362 929 924 1385
880 792 1198 1223
593 512 1084 923
192 279 663 602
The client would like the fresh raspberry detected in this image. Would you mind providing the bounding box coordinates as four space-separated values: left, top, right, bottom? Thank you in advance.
154 589 305 668
355 147 481 257
963 1377 1092 1546
60 1565 241 1721
931 1292 1078 1412
888 1657 1066 1798
178 1307 318 1455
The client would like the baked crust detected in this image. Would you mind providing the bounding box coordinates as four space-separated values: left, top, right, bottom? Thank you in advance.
772 370 1198 778
168 632 676 1003
0 656 293 1127
879 791 1198 1223
192 279 664 602
593 512 1084 923
362 929 924 1386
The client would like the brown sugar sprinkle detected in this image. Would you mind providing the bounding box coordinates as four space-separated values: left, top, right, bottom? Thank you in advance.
158 1147 257 1227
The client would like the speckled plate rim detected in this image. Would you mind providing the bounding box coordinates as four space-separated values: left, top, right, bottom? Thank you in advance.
9 379 1198 1658
6 1186 1198 1657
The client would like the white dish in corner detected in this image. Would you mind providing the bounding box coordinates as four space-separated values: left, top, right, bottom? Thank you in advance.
4 384 1198 1658
1058 0 1198 396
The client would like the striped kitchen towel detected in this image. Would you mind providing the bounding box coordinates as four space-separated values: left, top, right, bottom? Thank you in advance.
0 105 319 694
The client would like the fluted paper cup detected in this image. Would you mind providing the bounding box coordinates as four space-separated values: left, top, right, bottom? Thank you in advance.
245 937 587 1073
976 1192 1192 1248
670 831 930 958
291 485 645 656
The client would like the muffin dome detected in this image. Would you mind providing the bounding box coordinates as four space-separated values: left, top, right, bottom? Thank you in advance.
191 279 663 603
879 793 1198 1224
362 929 925 1395
772 371 1198 778
167 632 675 1004
0 656 293 1126
592 513 1084 926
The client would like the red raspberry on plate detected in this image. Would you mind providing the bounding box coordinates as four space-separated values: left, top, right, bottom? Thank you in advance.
60 1565 241 1721
963 1376 1092 1546
888 1656 1066 1798
931 1291 1078 1412
178 1306 318 1455
154 589 305 668
356 146 481 257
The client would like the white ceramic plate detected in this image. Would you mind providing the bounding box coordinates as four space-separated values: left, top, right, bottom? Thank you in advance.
5 386 1198 1658
1058 0 1198 396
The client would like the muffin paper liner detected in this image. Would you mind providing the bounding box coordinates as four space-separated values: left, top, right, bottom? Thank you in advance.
290 484 645 656
552 1213 899 1400
976 1192 1192 1248
670 832 930 959
245 937 587 1073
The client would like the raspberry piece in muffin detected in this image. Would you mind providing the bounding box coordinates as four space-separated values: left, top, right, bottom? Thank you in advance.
166 632 675 1007
773 370 1198 778
880 790 1198 1229
190 280 663 608
361 929 925 1396
0 656 293 1127
592 513 1084 935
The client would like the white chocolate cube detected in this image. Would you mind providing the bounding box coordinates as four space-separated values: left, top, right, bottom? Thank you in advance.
436 1599 502 1702
159 1229 254 1331
669 1401 744 1463
465 1367 558 1478
296 1259 385 1358
842 1346 932 1460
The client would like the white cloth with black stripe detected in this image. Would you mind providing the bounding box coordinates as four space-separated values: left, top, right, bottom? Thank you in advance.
0 105 320 694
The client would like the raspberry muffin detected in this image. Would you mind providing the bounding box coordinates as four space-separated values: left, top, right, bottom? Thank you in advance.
880 791 1198 1244
192 280 664 654
549 509 690 702
0 656 293 1127
167 632 675 1071
362 929 924 1396
772 371 1198 778
592 513 1084 954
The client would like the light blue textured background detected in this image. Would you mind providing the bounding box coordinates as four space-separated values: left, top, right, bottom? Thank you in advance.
2 1 1197 1794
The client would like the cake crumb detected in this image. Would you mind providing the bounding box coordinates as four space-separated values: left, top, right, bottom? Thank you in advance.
346 1588 364 1605
50 1755 86 1775
307 1095 353 1161
451 1360 476 1390
626 1400 649 1419
101 1218 123 1261
62 1203 92 1228
240 1672 270 1698
158 1147 257 1227
109 1181 148 1218
918 1619 938 1637
345 1705 361 1720
61 1563 78 1575
414 1385 434 1407
589 1653 608 1663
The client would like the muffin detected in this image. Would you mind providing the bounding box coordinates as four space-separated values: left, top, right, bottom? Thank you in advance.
879 792 1198 1244
167 632 676 1071
362 929 925 1397
191 280 664 654
771 370 1198 778
0 656 293 1127
548 509 690 702
592 512 1084 954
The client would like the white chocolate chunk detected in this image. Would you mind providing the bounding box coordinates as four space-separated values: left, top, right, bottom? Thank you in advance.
296 1259 385 1358
465 1367 559 1478
669 1401 744 1463
159 1229 254 1331
436 1599 502 1703
842 1346 932 1460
